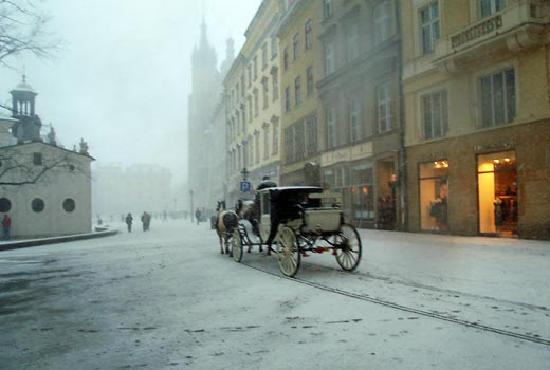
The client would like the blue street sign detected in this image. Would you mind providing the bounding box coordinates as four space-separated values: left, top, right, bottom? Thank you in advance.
240 181 252 192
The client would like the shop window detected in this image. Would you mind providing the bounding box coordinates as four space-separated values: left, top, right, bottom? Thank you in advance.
0 198 12 212
351 166 374 221
419 161 448 231
477 151 517 236
32 198 44 213
63 198 76 212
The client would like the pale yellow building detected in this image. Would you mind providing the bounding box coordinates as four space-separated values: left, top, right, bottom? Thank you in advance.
401 0 550 239
277 0 322 186
224 0 287 203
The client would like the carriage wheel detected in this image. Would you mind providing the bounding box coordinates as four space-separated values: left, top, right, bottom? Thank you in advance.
232 229 243 263
335 223 362 272
276 226 300 278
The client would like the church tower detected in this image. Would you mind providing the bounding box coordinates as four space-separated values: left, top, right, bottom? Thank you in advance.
10 75 42 143
187 19 221 210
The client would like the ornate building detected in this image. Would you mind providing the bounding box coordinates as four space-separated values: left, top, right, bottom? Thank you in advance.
0 77 93 238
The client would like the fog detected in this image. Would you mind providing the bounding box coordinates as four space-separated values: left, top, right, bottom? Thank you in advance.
0 0 260 184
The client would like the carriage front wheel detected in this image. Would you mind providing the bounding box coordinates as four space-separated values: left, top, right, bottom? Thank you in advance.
276 226 300 277
232 229 243 263
335 223 362 272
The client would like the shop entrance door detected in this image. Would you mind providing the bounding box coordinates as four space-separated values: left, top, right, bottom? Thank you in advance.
477 151 517 237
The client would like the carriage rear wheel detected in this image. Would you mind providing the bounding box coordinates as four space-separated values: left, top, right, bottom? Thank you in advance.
335 223 362 272
276 226 300 277
232 229 243 263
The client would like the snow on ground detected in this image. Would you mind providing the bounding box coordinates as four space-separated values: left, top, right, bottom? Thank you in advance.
0 220 549 369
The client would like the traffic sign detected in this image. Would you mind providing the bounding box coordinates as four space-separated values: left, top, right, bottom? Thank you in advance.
240 181 252 192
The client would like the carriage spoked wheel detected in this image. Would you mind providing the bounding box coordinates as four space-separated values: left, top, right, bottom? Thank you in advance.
276 226 300 278
232 229 243 263
334 223 362 272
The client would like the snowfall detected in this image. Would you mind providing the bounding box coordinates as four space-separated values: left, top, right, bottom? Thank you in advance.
0 220 549 370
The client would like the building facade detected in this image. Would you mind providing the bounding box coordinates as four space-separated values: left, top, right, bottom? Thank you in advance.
0 78 93 238
316 0 404 229
277 0 322 186
224 0 287 205
401 0 550 239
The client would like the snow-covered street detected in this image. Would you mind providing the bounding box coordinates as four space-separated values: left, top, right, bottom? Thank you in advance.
1 220 549 370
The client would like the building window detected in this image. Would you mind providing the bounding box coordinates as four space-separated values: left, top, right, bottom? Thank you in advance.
262 78 269 109
324 39 335 76
292 33 299 60
255 131 260 164
346 23 360 62
419 161 448 231
294 76 301 106
253 56 258 80
377 81 392 133
285 126 294 163
480 69 516 127
247 136 253 166
351 166 374 220
373 1 392 45
272 69 279 101
306 115 317 156
271 37 278 59
283 47 289 71
253 90 259 117
272 122 279 155
420 1 440 55
33 152 42 165
305 19 313 50
422 90 448 139
306 66 314 96
62 198 76 212
324 0 333 18
248 66 252 87
0 198 12 212
240 75 245 97
349 96 362 143
285 87 291 112
295 121 305 161
263 126 270 160
32 198 44 213
323 169 334 189
326 106 336 149
248 97 253 123
480 0 506 18
261 43 268 70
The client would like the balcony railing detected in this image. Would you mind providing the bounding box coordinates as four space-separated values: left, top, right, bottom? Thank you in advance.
435 1 549 67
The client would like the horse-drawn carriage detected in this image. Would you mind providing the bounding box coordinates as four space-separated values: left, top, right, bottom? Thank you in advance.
231 186 362 277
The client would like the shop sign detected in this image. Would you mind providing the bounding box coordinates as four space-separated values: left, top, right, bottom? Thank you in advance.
473 141 514 153
350 142 373 161
418 151 447 163
321 148 351 167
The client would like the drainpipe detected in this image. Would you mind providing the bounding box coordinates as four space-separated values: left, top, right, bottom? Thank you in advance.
396 0 408 232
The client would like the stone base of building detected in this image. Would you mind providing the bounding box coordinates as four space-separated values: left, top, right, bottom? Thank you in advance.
406 120 550 240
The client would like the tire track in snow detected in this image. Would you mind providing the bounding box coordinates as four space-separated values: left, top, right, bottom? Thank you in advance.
238 259 550 348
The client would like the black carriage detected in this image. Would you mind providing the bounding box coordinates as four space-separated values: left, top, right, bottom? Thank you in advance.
232 186 362 277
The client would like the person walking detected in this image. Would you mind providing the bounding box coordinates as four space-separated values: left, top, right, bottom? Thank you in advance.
195 208 202 225
2 214 12 240
125 213 133 233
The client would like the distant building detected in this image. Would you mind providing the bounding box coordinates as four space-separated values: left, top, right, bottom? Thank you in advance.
187 19 222 215
92 164 173 219
0 77 93 238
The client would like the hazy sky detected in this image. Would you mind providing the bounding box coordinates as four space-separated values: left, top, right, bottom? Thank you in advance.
1 0 260 183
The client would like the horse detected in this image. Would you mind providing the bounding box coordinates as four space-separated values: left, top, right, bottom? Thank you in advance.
215 201 238 255
236 199 271 255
